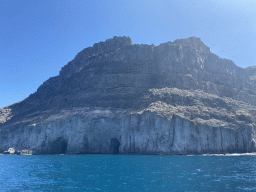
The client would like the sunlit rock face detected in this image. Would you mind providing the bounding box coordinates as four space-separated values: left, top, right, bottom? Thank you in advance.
245 66 256 85
1 36 256 155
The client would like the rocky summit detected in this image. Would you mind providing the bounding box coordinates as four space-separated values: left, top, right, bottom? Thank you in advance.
1 36 256 155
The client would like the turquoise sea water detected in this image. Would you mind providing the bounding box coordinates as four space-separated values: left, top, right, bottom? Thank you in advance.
0 154 256 191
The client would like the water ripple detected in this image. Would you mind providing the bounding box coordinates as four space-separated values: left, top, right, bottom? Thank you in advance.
0 155 256 191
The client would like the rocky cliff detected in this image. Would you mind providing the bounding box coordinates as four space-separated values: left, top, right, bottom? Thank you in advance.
1 36 256 155
245 66 256 85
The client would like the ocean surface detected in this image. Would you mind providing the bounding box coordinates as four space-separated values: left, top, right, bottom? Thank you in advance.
0 154 256 191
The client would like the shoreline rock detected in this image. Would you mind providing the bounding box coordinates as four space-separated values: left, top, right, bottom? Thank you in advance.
0 148 32 155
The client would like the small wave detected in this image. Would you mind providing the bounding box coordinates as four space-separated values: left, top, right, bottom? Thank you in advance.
212 179 221 182
237 187 256 191
200 153 256 156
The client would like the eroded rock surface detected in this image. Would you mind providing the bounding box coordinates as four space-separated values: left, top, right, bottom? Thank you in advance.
1 36 256 155
245 66 256 84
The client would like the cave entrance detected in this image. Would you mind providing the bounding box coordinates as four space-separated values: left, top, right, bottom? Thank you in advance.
51 138 68 154
110 138 120 154
60 141 67 154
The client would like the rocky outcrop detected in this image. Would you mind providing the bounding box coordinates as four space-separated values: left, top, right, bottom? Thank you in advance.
245 66 256 84
1 88 256 155
24 36 256 110
1 147 32 155
1 36 256 155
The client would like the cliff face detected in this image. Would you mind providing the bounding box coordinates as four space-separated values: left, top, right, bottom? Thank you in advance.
1 36 256 155
245 66 256 85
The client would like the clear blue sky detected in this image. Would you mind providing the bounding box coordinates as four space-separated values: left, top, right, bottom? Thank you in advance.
0 0 255 108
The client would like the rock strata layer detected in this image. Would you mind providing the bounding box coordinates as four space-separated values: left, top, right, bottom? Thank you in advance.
1 36 256 155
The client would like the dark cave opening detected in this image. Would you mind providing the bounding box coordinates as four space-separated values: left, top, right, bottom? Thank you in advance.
60 141 67 154
110 138 120 154
51 138 68 154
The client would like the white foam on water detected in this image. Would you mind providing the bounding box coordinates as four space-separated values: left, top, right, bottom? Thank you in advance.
212 179 221 182
237 187 256 191
200 153 256 156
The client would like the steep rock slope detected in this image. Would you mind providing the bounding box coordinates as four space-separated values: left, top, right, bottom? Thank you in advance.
1 36 256 155
245 66 256 84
